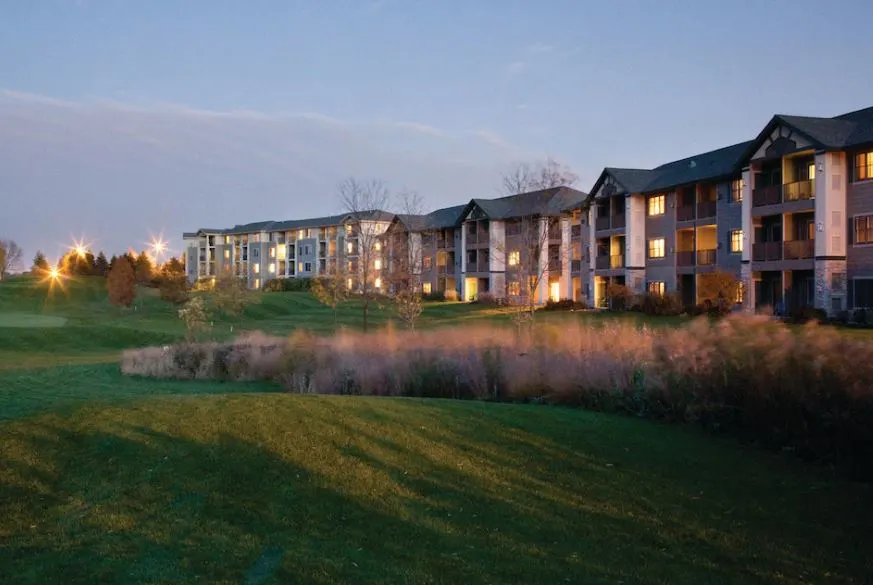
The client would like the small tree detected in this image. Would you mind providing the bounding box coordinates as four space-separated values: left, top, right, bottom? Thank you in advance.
134 251 154 284
388 189 425 331
0 239 23 280
162 257 185 277
178 296 210 341
606 283 631 311
211 275 257 322
395 289 423 331
107 256 136 307
94 252 110 277
159 275 190 305
311 267 349 328
698 270 741 315
32 251 49 274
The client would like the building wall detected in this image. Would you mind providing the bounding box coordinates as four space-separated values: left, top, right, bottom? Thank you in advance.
644 191 675 291
626 194 646 271
845 153 873 306
297 237 318 278
716 179 743 276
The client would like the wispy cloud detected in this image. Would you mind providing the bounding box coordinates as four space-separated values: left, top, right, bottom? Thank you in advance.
0 91 527 257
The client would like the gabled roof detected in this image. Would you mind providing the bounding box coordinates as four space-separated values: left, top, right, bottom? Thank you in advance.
189 210 394 237
645 141 752 192
393 204 467 232
464 186 588 220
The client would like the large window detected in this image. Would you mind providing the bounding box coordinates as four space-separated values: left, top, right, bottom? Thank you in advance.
854 215 873 245
647 194 665 216
855 151 873 182
374 258 382 270
730 229 743 253
648 237 665 259
422 282 432 294
731 178 744 203
508 250 520 266
853 279 873 308
647 281 665 296
508 281 521 296
423 256 432 269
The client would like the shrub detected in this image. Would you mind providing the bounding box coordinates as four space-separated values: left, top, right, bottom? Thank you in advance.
158 275 190 305
123 316 873 480
853 308 869 326
107 256 136 307
541 298 586 311
605 284 630 311
788 305 827 325
422 291 446 302
640 292 683 316
444 289 459 302
473 292 499 306
834 310 851 325
263 277 312 292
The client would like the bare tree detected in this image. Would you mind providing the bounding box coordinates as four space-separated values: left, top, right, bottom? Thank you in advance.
338 177 391 332
390 189 425 331
0 239 23 280
502 157 578 196
311 263 349 329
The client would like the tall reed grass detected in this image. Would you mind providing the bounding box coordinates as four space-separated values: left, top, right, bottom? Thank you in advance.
122 315 873 479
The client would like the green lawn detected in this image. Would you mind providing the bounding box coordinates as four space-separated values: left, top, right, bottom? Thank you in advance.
1 276 871 584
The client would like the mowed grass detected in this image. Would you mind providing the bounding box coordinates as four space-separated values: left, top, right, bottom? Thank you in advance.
2 396 872 585
1 276 872 584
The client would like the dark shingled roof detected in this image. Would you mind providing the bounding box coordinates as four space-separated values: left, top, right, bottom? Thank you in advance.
644 141 752 192
467 186 588 220
604 168 656 194
744 105 873 159
191 210 394 236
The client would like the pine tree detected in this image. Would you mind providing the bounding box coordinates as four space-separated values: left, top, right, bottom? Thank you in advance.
134 251 153 284
32 251 49 274
161 256 185 278
95 252 110 277
107 256 136 307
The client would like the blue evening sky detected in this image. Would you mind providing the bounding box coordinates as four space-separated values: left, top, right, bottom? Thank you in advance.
2 0 872 260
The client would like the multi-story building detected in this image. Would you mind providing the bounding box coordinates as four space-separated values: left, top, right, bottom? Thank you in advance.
385 187 588 302
588 142 749 307
588 104 873 314
183 211 394 290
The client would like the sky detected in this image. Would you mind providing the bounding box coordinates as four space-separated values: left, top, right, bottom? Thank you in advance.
2 0 873 263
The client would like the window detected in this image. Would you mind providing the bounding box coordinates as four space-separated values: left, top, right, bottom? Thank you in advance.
269 247 276 258
423 256 432 269
374 277 382 289
253 263 260 273
731 178 744 203
254 279 260 290
730 229 743 253
808 163 816 181
647 281 665 296
508 281 521 296
346 242 354 254
374 241 382 252
303 245 311 255
374 258 382 270
422 282 432 294
298 229 305 239
224 249 230 259
304 262 312 272
736 282 745 304
647 194 665 216
855 151 873 181
224 236 231 244
252 247 259 258
345 224 353 235
854 279 873 307
854 215 873 245
508 250 520 266
268 263 276 274
648 237 665 259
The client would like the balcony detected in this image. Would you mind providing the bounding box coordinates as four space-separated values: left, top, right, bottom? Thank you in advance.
697 201 717 219
571 259 582 272
610 254 625 269
549 227 562 240
613 214 626 229
595 255 610 270
571 224 582 239
437 264 450 275
595 216 611 231
783 239 815 260
676 251 695 267
697 249 716 266
753 184 782 207
548 259 561 272
677 205 695 222
466 230 478 245
753 241 783 262
784 179 815 202
466 260 486 273
595 215 625 231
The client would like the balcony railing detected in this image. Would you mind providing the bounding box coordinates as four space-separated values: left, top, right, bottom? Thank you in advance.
677 251 695 267
783 239 815 260
784 179 815 202
612 214 626 229
437 264 449 274
466 260 486 272
610 254 625 269
466 231 478 245
595 216 611 231
548 259 561 272
595 255 610 270
571 224 582 239
697 249 716 266
752 241 783 262
677 205 695 221
697 201 717 219
753 184 782 207
549 227 562 240
571 259 582 272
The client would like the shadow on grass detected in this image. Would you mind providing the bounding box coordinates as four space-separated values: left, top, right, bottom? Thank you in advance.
2 396 871 584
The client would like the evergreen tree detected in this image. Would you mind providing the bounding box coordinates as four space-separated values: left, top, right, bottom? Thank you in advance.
32 251 49 273
161 256 185 278
95 252 110 277
107 256 136 307
83 252 97 276
134 251 154 284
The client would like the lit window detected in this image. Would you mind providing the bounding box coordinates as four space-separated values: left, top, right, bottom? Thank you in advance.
374 258 382 270
254 279 260 289
268 263 276 274
276 246 286 260
647 238 665 259
508 281 521 296
508 250 520 266
346 224 353 235
224 250 230 259
374 277 382 289
253 263 260 273
730 229 743 253
347 242 353 254
647 281 665 296
346 278 353 290
422 282 432 294
855 152 873 182
375 241 382 252
731 178 744 203
647 194 665 216
808 163 816 181
736 282 745 304
224 236 231 244
298 229 305 239
297 262 303 273
269 247 276 258
854 215 873 245
423 256 432 269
